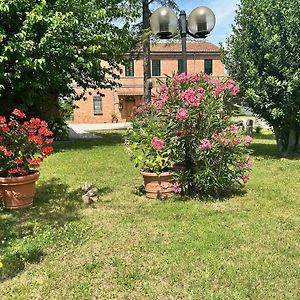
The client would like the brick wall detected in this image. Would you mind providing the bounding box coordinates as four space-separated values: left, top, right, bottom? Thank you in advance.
73 50 225 124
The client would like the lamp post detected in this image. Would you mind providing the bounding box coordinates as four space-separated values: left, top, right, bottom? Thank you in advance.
150 6 216 74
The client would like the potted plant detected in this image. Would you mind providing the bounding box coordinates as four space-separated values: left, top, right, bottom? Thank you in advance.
0 109 54 209
126 104 176 199
111 113 118 123
127 73 253 199
152 73 253 197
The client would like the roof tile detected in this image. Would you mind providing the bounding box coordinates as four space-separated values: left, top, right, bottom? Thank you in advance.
150 41 220 52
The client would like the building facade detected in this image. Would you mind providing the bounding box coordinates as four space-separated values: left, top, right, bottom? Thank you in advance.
73 41 225 124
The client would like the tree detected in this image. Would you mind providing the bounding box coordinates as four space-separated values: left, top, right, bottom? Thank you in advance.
222 0 300 155
141 0 177 102
0 0 138 118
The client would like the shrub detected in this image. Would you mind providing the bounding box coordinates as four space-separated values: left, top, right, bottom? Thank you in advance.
126 104 175 174
127 73 253 197
0 109 54 177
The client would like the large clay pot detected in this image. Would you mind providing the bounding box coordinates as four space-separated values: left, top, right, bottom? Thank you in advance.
141 171 174 199
0 172 40 209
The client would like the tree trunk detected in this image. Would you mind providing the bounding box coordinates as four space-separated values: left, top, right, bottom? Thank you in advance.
274 126 284 154
287 128 297 153
0 81 15 116
296 131 300 151
142 0 151 103
274 126 300 156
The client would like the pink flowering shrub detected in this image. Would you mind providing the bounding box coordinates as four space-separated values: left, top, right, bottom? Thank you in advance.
126 104 174 174
153 73 253 196
127 73 253 196
0 109 54 177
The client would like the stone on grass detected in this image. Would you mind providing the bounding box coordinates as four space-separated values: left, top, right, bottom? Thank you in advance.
81 181 93 192
81 182 100 204
89 196 98 202
82 194 91 204
86 188 99 197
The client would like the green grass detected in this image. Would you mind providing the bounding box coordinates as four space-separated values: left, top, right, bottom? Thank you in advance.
1 130 300 299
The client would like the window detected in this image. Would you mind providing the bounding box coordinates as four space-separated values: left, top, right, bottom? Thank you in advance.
125 60 134 77
93 96 102 115
204 59 213 75
178 59 184 74
152 60 161 76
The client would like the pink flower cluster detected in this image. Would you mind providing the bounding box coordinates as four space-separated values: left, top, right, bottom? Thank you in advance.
172 72 209 85
199 139 213 150
152 93 169 111
244 135 253 147
212 79 240 97
179 87 204 108
242 174 250 183
240 153 253 169
176 108 188 120
172 182 181 193
151 137 164 150
210 125 252 147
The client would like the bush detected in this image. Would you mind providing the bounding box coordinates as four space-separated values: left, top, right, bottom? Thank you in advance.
127 73 253 197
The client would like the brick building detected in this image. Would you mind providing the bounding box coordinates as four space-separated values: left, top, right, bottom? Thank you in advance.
73 41 225 123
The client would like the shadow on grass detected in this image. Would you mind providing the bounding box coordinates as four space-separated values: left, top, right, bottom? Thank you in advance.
132 184 247 202
251 142 279 158
54 131 125 153
0 178 86 281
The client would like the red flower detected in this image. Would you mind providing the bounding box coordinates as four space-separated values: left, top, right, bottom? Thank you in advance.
40 121 48 127
27 157 43 167
14 159 23 164
9 168 26 174
1 109 54 177
28 135 43 145
42 146 54 156
4 150 13 156
45 138 54 144
30 118 41 126
38 127 53 136
12 109 26 118
17 168 26 174
1 126 10 133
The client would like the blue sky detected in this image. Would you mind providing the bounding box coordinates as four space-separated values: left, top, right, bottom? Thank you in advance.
163 0 240 46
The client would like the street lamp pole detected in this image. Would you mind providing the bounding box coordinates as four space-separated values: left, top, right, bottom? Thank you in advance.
179 10 188 74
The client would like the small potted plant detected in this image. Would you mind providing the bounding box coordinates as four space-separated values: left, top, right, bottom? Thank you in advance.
111 113 118 123
0 109 54 209
126 104 176 199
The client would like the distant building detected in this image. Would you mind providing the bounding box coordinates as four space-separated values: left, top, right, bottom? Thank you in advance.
73 41 225 123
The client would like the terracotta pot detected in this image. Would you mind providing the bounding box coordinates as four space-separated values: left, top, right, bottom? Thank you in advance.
141 171 174 199
0 172 40 209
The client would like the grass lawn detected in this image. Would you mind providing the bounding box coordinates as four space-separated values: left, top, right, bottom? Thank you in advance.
1 130 300 299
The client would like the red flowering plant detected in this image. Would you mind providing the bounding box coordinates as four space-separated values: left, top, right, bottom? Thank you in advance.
125 103 175 175
0 109 54 177
152 73 253 197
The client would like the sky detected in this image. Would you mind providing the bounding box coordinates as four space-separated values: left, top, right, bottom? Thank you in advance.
160 0 240 46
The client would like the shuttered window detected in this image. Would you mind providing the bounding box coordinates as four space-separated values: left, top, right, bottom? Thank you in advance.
125 60 134 77
152 60 161 76
178 59 184 74
204 59 213 75
93 96 103 115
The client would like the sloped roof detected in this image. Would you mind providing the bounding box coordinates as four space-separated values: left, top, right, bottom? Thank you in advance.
150 41 220 52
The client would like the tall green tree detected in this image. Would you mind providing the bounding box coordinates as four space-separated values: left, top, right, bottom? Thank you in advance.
222 0 300 155
0 0 138 118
